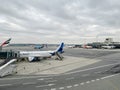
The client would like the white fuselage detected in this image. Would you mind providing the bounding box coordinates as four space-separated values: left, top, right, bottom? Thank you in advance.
102 46 115 49
18 42 64 62
19 51 54 58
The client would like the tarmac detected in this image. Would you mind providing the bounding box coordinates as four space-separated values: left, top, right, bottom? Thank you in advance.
16 56 100 75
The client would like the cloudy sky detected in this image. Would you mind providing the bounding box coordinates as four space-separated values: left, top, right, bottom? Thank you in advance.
0 0 120 44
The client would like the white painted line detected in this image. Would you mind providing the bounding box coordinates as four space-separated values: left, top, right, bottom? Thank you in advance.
81 74 90 77
51 88 56 90
65 63 118 75
0 84 12 87
36 83 55 88
36 85 49 88
37 78 44 80
101 74 119 80
46 80 57 83
48 83 55 86
91 80 95 82
96 79 100 81
66 86 72 88
66 77 74 80
59 87 64 89
80 83 84 85
86 81 90 83
23 82 36 85
74 84 79 87
38 78 53 81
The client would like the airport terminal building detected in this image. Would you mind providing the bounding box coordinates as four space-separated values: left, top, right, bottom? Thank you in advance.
87 38 120 49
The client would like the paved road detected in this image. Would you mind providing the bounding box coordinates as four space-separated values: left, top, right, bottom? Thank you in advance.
0 48 120 90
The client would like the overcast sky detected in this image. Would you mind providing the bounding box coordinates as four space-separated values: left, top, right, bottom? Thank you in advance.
0 0 120 44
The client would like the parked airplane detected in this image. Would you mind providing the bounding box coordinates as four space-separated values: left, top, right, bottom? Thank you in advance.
101 45 115 49
19 42 64 62
0 38 11 51
82 44 92 49
1 38 11 47
34 44 46 49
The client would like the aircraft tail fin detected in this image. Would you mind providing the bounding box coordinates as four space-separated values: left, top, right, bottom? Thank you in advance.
55 42 64 53
1 38 11 47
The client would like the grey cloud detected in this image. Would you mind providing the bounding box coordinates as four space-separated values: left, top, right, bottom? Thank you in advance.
97 32 116 37
0 0 120 43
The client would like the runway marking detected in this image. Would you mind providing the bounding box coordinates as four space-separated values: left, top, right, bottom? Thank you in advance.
91 80 95 82
36 83 55 88
22 82 36 85
65 77 74 80
52 74 120 90
86 81 90 83
66 86 72 88
74 84 79 87
96 79 100 81
101 74 119 80
37 78 44 80
37 78 53 81
0 84 12 87
80 83 84 85
46 80 57 83
59 87 64 89
51 88 56 90
65 63 118 75
80 74 120 86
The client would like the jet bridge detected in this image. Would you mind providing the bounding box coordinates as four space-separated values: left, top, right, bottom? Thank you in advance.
0 59 17 77
0 50 17 59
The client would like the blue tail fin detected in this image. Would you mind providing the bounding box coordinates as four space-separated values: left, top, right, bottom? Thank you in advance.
55 42 64 53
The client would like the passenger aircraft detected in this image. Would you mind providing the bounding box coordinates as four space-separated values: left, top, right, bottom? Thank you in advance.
101 45 115 49
1 38 11 47
82 44 92 49
34 44 44 49
19 42 64 62
0 38 11 51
